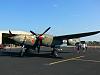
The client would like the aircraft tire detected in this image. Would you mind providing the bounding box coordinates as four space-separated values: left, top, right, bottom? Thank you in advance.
51 48 59 57
19 50 24 57
19 48 25 57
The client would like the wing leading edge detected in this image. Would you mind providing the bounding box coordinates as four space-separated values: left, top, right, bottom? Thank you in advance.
54 31 100 40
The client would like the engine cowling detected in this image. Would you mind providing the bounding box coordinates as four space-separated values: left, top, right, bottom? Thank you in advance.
55 44 67 48
67 38 80 45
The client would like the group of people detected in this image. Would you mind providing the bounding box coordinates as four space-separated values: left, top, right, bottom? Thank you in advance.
75 42 87 53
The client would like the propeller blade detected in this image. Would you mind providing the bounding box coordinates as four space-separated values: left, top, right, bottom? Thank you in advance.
30 30 37 36
41 27 51 35
22 35 26 44
30 27 51 53
9 30 13 37
9 30 12 34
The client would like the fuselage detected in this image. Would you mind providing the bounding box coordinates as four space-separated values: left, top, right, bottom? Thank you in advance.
12 34 80 48
12 34 54 47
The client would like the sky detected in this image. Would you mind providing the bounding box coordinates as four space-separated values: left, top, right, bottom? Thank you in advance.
0 0 100 41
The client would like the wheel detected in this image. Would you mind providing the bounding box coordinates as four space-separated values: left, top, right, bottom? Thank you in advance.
20 46 26 57
37 46 40 53
51 48 59 57
19 50 24 57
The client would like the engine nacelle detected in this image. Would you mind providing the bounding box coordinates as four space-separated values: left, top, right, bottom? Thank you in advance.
54 44 67 51
67 38 80 45
55 43 67 49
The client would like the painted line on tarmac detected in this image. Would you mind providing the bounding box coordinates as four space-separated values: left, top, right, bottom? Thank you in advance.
75 59 100 63
47 56 85 65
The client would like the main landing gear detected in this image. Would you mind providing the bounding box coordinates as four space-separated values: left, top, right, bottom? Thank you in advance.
51 47 60 57
20 45 26 57
19 45 61 57
20 45 31 57
20 45 40 57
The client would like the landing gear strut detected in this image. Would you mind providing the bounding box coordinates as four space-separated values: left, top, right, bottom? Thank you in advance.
20 45 26 57
37 46 40 53
51 48 59 57
33 46 40 54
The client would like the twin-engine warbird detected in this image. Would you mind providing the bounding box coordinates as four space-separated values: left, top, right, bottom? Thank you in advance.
9 27 100 57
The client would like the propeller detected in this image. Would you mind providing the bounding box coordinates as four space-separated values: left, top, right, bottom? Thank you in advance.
30 27 51 53
9 30 12 35
30 31 37 36
9 30 13 38
9 30 26 56
40 27 51 36
22 35 26 45
8 30 17 39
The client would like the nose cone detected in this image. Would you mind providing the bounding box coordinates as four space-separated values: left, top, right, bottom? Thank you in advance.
39 36 43 40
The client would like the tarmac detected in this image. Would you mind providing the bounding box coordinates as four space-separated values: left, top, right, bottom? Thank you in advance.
0 47 100 75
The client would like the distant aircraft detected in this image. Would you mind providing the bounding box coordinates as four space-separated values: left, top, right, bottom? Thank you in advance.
8 27 100 57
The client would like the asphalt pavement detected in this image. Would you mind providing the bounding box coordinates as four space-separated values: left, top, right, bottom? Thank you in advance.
0 47 100 75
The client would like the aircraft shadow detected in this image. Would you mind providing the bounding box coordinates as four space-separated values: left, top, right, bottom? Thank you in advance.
0 51 20 57
0 49 73 59
41 50 73 54
0 51 63 59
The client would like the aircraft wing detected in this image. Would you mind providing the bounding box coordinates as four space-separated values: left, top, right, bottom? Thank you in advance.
54 31 100 40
